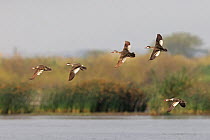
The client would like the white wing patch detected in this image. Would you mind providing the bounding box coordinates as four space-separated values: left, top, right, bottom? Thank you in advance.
37 70 43 75
172 102 179 107
155 51 161 56
128 45 131 51
122 58 127 63
159 40 163 46
73 68 80 74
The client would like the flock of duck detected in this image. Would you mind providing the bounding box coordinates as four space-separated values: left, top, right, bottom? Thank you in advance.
29 34 186 113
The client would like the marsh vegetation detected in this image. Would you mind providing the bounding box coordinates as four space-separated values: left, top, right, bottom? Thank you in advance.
0 52 210 115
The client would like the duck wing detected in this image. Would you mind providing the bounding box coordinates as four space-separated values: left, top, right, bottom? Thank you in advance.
167 101 179 112
155 34 163 47
115 56 126 68
123 41 131 51
69 71 75 81
29 69 43 80
149 48 161 60
68 67 80 81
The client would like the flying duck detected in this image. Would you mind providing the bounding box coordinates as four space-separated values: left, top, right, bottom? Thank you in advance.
29 65 52 80
145 34 167 60
164 98 186 112
66 63 87 81
111 41 135 68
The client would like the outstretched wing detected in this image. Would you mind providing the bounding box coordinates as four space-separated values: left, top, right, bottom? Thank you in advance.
149 48 161 60
155 34 163 48
29 69 43 80
69 71 75 81
68 67 80 81
167 102 179 112
123 41 131 51
115 57 126 68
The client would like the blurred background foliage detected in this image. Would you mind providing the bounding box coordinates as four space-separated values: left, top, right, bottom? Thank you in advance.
0 32 209 115
164 32 207 57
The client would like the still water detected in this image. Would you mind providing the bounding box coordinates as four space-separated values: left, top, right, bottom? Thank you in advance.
0 115 209 140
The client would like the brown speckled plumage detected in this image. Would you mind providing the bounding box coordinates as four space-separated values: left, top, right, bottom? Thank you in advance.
112 41 135 68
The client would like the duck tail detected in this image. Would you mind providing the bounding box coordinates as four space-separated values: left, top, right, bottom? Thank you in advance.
163 48 168 52
128 52 135 57
81 66 87 71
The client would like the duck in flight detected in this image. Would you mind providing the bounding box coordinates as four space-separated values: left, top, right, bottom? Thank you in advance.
29 65 52 80
111 41 135 68
145 34 167 60
66 63 87 81
164 98 186 112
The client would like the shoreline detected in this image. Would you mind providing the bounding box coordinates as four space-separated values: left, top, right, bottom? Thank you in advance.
1 112 210 116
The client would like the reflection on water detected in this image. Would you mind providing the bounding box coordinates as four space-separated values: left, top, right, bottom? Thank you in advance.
0 115 210 140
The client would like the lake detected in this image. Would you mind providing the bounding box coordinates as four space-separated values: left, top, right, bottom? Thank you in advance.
0 115 209 140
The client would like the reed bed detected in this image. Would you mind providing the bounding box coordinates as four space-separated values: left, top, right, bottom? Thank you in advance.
0 53 209 114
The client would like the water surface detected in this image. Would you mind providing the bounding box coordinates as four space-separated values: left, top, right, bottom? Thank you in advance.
0 115 209 140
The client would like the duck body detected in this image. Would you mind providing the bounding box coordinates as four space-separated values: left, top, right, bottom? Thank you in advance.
112 41 135 68
146 34 167 60
29 65 52 80
164 98 186 112
66 63 87 81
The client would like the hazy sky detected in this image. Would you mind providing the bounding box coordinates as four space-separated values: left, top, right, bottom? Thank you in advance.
0 0 209 57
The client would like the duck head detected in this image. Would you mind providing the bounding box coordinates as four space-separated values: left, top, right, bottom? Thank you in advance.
66 63 73 66
111 50 119 53
164 98 174 101
145 46 151 49
32 65 39 69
